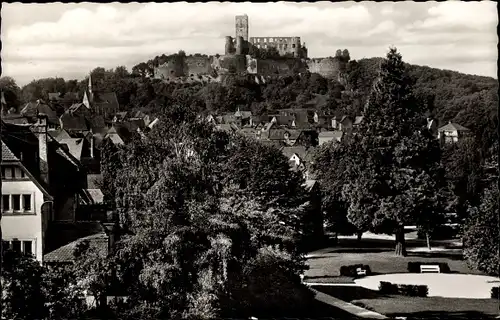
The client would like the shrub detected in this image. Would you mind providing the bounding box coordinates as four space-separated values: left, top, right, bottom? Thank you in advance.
339 264 372 278
378 281 428 297
492 287 499 299
379 281 398 294
407 262 451 273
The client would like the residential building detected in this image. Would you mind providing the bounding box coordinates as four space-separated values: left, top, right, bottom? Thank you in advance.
318 130 343 146
2 115 95 262
438 122 472 145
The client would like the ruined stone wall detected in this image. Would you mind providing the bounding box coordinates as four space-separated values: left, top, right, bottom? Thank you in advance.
154 60 184 80
211 55 247 74
255 58 307 76
250 36 302 57
185 56 213 76
307 58 343 79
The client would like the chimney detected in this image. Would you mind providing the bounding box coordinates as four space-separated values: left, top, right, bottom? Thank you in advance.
33 114 49 185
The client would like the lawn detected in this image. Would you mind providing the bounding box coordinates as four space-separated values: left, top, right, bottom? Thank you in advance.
312 285 500 319
305 236 482 282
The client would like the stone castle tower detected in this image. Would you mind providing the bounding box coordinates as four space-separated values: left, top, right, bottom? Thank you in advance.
235 14 249 41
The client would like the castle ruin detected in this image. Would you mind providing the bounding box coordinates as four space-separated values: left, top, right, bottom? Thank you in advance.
153 14 342 82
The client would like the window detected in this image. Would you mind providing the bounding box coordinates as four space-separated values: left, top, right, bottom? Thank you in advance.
2 195 10 211
23 241 33 256
2 240 34 258
14 167 24 179
3 167 13 179
12 240 21 253
23 195 32 211
292 44 296 48
12 195 21 211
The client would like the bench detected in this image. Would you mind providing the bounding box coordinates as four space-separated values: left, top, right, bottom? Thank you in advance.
420 265 440 273
356 267 367 276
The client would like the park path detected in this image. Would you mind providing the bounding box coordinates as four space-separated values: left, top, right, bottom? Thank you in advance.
307 284 388 319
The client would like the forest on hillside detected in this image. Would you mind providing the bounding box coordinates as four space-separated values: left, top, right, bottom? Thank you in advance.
1 50 497 154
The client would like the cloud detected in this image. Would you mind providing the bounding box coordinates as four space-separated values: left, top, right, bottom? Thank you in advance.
2 2 497 85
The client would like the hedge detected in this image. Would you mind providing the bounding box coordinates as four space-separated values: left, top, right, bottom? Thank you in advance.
379 281 428 297
407 262 451 273
339 264 372 278
492 286 499 299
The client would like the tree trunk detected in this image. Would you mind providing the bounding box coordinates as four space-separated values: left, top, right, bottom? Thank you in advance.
394 226 407 256
356 231 363 242
426 232 432 251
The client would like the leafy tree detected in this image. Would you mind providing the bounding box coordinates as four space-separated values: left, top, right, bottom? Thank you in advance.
42 265 86 319
463 182 499 276
340 48 446 256
1 251 86 320
1 251 47 320
0 76 22 112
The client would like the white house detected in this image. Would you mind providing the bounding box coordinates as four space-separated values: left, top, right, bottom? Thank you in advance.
1 140 53 262
437 122 471 145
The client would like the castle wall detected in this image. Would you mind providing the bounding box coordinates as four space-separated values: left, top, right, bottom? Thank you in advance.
255 58 307 76
154 59 184 79
211 55 247 74
250 37 301 57
307 58 342 79
185 56 213 76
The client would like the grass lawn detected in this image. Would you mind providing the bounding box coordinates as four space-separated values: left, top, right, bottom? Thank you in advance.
313 285 500 319
305 237 482 281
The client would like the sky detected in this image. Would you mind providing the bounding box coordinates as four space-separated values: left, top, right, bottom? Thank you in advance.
2 1 498 86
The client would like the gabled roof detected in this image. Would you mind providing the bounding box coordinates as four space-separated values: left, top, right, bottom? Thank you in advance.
281 146 307 160
58 138 84 161
89 115 106 132
91 91 120 114
48 129 72 142
1 141 19 161
2 114 30 125
354 116 364 125
438 122 470 132
68 103 88 113
21 101 59 125
114 111 128 121
303 179 317 192
60 112 89 131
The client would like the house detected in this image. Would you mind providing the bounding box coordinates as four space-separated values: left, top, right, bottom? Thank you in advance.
1 115 88 261
318 130 343 146
280 145 315 178
1 140 53 261
295 129 319 147
438 122 472 145
331 115 354 132
113 112 129 123
20 100 60 129
59 111 89 132
130 111 151 127
82 74 120 119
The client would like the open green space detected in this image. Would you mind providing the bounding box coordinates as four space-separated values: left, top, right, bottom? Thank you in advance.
305 237 481 283
312 285 500 319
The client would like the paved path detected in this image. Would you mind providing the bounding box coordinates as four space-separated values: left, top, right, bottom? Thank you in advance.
308 286 388 319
